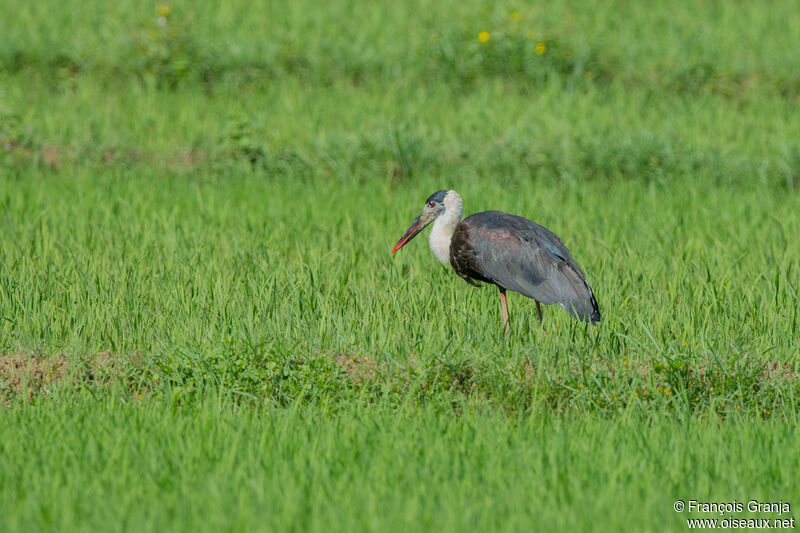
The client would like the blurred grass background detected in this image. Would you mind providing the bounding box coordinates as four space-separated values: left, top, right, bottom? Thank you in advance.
1 0 799 530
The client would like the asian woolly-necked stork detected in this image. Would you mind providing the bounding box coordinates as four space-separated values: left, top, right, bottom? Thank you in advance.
391 190 600 334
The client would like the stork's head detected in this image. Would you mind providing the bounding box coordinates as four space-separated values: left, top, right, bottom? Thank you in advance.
391 190 450 254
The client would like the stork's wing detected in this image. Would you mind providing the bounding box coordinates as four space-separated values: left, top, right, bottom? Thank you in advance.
457 211 601 323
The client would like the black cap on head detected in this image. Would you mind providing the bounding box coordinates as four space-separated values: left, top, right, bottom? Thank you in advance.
425 190 448 205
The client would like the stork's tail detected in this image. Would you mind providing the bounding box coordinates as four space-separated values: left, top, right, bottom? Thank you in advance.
557 264 601 324
585 283 601 324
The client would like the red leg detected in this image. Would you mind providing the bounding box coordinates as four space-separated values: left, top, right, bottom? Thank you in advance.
500 288 510 336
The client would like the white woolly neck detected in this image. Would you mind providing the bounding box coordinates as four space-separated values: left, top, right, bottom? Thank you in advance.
428 190 463 264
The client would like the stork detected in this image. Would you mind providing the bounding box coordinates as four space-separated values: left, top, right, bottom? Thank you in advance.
391 190 600 334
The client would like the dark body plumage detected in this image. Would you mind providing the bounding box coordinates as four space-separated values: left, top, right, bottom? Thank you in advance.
449 211 601 323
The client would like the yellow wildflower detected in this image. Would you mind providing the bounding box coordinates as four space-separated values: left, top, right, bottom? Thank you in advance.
651 155 659 164
478 31 490 43
535 42 547 54
157 5 170 16
526 31 535 40
511 12 521 22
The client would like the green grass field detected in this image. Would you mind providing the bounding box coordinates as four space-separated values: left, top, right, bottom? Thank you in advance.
2 0 799 530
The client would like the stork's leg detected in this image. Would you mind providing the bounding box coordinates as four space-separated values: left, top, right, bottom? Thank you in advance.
499 288 510 336
535 300 547 335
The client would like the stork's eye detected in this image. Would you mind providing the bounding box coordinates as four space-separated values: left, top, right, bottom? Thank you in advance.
427 201 435 208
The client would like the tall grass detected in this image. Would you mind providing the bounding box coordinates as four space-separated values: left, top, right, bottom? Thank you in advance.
1 0 799 529
2 162 798 415
1 394 798 532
